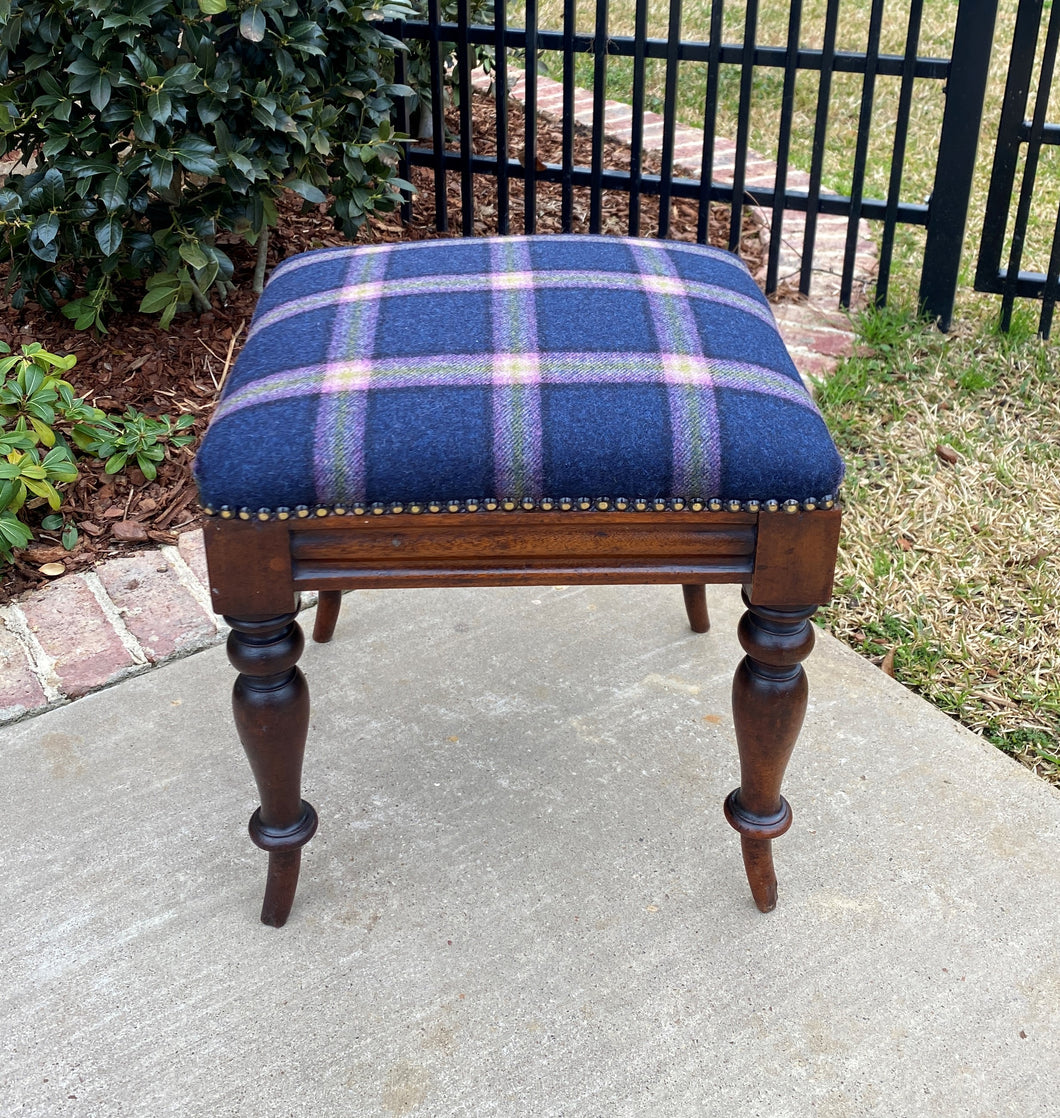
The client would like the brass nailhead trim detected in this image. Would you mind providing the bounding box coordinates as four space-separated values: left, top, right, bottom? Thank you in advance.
205 494 838 520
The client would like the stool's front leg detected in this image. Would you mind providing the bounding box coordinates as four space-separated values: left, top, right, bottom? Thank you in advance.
226 610 318 927
725 593 817 912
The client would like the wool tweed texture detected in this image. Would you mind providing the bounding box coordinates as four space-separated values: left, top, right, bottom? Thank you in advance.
193 235 844 510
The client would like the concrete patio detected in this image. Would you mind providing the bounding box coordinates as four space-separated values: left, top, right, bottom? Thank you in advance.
3 583 1059 1116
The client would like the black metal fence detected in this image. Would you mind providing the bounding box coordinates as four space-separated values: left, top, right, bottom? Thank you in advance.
976 0 1060 338
383 0 1002 330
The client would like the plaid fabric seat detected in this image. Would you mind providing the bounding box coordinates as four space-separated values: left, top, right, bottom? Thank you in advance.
194 235 844 513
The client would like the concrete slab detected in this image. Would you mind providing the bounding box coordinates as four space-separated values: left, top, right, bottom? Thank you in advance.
3 584 1059 1117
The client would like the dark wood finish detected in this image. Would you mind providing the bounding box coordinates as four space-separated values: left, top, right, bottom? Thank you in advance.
725 591 817 912
750 508 841 607
289 511 756 590
226 610 318 926
289 512 757 589
312 590 343 644
204 506 839 924
682 583 710 633
203 518 297 618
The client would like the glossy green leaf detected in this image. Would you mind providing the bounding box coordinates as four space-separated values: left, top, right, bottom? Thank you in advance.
94 216 123 257
135 454 158 481
240 6 266 42
178 241 210 269
284 178 326 204
139 284 180 315
31 212 60 246
41 133 70 158
99 172 129 213
172 136 220 176
89 73 112 112
147 90 172 124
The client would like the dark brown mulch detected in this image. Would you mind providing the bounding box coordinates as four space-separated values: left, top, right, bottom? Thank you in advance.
0 93 764 604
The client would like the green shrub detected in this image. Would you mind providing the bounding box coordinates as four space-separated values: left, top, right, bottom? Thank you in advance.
0 0 415 328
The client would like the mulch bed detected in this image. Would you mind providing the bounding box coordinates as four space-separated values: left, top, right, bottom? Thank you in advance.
0 93 765 604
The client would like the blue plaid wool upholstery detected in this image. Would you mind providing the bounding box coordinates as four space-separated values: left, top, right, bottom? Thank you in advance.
194 235 844 512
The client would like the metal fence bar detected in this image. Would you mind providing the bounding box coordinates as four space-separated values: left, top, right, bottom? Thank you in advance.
875 0 924 307
589 0 608 234
560 0 576 232
918 0 999 329
628 0 649 236
523 0 539 234
1041 196 1060 337
456 0 474 236
393 26 413 227
493 1 510 235
840 0 885 307
800 0 840 294
845 0 885 306
765 0 803 295
730 0 759 252
398 148 930 223
974 0 1044 292
426 0 448 233
657 0 683 239
1000 0 1060 331
388 21 951 79
695 0 724 244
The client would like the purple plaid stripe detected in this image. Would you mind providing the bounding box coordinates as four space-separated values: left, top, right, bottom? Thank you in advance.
491 238 545 495
213 357 817 424
631 242 721 495
312 247 391 500
247 268 776 341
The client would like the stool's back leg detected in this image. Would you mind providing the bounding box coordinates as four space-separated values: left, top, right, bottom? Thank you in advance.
227 610 318 926
681 583 710 633
312 590 344 643
725 596 816 912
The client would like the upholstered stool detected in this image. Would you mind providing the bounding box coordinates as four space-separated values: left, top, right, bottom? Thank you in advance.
195 234 843 926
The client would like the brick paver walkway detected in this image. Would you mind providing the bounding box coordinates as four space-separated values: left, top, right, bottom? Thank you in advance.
0 75 875 724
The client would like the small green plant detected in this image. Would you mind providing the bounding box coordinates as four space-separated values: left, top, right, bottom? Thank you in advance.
0 341 100 442
0 341 195 564
0 342 90 561
0 441 78 512
73 408 196 481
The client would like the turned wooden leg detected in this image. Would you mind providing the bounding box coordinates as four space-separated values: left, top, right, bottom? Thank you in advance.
312 590 343 643
226 609 318 927
681 583 710 633
725 589 816 913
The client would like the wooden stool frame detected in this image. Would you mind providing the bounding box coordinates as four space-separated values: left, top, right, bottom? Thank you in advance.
204 498 840 926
